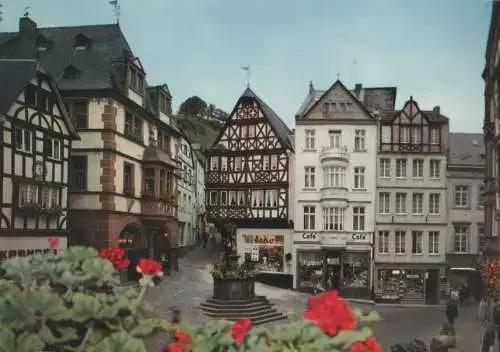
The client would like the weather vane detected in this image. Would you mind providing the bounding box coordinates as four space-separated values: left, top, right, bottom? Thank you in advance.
109 0 121 24
241 66 251 88
24 6 30 17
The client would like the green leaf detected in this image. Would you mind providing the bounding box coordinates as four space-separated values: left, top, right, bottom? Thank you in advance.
128 318 163 337
70 293 102 322
81 258 119 283
88 332 147 352
16 332 45 352
38 324 78 344
0 331 16 352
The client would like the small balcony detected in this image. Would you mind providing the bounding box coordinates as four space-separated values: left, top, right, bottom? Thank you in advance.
319 146 349 165
320 187 348 206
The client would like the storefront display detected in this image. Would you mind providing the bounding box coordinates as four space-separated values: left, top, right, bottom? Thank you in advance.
375 269 425 302
297 251 323 290
342 252 369 289
243 235 284 272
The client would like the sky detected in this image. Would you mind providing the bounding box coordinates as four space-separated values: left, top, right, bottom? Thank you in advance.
1 0 491 133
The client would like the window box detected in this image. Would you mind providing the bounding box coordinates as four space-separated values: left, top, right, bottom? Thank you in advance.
124 187 135 197
141 189 155 199
44 205 63 216
19 202 42 213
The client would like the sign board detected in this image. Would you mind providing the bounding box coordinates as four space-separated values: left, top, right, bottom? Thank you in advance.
347 232 373 244
293 232 320 242
321 233 347 247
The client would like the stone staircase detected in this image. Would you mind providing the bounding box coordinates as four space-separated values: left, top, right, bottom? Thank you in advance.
200 295 288 325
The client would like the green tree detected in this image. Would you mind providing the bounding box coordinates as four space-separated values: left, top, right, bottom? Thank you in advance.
178 96 207 118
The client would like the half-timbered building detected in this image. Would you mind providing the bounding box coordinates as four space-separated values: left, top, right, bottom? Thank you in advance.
375 97 449 305
0 16 182 273
0 59 79 258
205 88 294 286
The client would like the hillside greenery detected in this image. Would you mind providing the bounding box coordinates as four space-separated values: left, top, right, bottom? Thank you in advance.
174 115 223 149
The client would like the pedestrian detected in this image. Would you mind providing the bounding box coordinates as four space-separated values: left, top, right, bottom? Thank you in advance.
445 299 458 325
210 234 216 249
202 231 208 248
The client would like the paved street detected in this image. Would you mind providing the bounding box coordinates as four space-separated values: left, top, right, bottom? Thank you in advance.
144 248 482 351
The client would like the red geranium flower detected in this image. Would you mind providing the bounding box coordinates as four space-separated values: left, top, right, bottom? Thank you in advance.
98 247 130 272
165 343 184 352
231 318 252 346
175 330 193 345
352 336 382 352
304 290 357 336
48 236 60 249
136 258 163 276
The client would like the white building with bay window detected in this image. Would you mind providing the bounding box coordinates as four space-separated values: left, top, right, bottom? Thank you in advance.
291 81 381 299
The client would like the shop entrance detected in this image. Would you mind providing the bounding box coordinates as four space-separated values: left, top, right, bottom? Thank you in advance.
324 251 341 291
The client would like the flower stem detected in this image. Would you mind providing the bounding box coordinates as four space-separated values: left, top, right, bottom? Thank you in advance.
78 327 93 351
137 285 147 302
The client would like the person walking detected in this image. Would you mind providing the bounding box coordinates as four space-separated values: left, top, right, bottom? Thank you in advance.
202 231 208 248
445 299 458 325
210 234 216 249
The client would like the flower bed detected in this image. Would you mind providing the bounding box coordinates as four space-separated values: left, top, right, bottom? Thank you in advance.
0 239 382 351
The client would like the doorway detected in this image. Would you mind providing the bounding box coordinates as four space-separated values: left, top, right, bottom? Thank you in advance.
324 251 341 291
425 269 439 304
119 224 147 282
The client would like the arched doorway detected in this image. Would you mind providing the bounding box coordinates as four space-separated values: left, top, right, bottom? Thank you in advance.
119 224 147 281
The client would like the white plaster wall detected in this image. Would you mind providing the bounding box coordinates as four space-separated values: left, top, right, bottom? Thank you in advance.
294 123 378 232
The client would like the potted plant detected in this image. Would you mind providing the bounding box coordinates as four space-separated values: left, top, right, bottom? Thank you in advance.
285 252 292 263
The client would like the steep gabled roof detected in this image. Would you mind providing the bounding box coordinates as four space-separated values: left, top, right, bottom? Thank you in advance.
0 21 132 91
0 59 79 138
449 133 484 168
295 80 373 119
215 87 293 150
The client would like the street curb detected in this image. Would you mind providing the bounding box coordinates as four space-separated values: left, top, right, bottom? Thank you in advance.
345 298 446 308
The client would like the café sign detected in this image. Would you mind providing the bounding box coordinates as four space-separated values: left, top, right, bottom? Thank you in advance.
294 232 320 242
348 232 373 244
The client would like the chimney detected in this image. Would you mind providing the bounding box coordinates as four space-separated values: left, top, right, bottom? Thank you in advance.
354 83 362 95
19 16 37 36
309 81 314 94
433 106 440 119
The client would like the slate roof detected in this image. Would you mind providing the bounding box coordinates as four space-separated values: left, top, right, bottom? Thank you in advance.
0 21 132 92
295 83 397 118
0 59 38 113
142 146 178 168
0 58 79 138
240 88 293 150
379 107 449 123
449 133 485 167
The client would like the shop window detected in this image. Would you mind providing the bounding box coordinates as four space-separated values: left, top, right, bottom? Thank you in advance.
297 251 323 291
342 252 369 289
243 235 284 272
375 269 425 301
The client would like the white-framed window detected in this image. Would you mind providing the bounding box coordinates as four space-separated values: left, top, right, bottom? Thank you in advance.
209 191 218 205
353 167 365 189
251 190 264 207
454 186 469 208
211 157 218 171
411 231 423 254
400 126 410 144
396 159 407 177
45 138 61 160
378 192 390 214
378 231 389 254
220 191 227 206
18 183 39 205
324 166 346 188
379 158 391 177
303 206 316 230
381 125 391 144
323 207 345 231
411 127 422 144
305 129 315 150
234 157 242 171
304 167 316 188
478 224 487 252
352 206 365 231
41 187 60 208
478 184 485 208
453 225 469 253
395 192 407 214
412 193 423 214
429 193 440 214
14 128 32 153
428 231 440 255
395 231 406 254
220 157 227 171
429 159 441 178
430 127 440 145
270 155 278 170
354 129 366 151
328 130 342 148
412 159 424 178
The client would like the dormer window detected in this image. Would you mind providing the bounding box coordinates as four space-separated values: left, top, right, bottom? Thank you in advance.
63 65 81 80
159 92 171 115
35 35 52 52
129 67 144 94
74 34 91 50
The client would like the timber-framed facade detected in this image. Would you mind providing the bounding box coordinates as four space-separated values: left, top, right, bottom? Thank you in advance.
205 88 295 287
0 16 182 272
0 59 79 257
